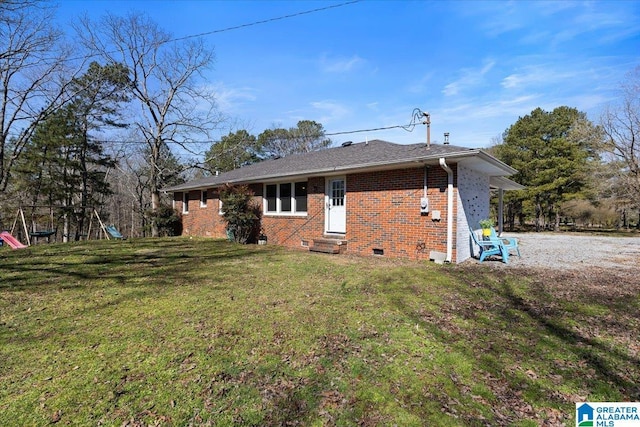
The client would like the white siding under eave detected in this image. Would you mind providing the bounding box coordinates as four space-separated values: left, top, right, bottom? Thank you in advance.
456 164 491 263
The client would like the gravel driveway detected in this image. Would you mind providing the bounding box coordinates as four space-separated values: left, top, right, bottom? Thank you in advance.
475 232 640 270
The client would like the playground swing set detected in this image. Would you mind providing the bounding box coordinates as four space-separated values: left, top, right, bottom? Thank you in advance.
0 206 124 249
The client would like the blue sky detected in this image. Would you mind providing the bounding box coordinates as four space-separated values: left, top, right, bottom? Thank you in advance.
55 0 639 150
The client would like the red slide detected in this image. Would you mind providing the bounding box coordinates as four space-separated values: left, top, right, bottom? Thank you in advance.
0 231 27 249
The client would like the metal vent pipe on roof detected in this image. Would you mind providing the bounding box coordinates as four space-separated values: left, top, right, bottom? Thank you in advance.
423 112 431 148
444 132 450 145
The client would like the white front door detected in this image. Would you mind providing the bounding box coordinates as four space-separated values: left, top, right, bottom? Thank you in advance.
326 177 346 234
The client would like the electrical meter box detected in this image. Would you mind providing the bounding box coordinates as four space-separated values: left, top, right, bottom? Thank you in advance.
420 197 429 214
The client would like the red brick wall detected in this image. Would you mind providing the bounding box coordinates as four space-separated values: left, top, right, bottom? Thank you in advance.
347 166 456 260
173 167 458 260
175 189 227 238
176 180 325 247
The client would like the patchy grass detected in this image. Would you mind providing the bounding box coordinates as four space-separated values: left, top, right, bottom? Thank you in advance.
0 238 638 426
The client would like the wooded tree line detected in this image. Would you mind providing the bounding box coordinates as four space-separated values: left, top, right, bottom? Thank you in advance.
490 68 640 231
1 2 637 241
0 1 330 241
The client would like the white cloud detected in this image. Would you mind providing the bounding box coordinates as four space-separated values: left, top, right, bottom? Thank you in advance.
499 62 615 93
441 94 540 123
568 6 640 45
442 60 496 96
466 2 527 37
467 1 639 47
501 74 522 89
500 67 557 90
320 54 365 73
407 72 434 94
366 102 379 111
209 82 258 113
533 1 577 16
565 93 614 112
310 100 350 124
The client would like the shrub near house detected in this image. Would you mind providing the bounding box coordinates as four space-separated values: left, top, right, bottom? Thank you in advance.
219 184 261 244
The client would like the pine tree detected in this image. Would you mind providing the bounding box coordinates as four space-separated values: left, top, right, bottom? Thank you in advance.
14 62 130 240
493 107 602 231
65 62 130 239
204 130 260 173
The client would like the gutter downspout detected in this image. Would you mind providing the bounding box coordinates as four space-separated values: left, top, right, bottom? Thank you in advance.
439 158 453 263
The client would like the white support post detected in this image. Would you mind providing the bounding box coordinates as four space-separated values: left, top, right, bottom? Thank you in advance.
498 188 504 236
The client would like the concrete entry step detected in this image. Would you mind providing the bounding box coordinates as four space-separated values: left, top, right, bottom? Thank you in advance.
309 238 347 254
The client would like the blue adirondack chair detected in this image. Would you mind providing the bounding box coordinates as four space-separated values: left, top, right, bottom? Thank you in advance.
470 229 509 263
490 228 520 258
105 225 124 240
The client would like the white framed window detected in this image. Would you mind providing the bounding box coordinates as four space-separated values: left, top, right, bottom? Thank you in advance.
218 198 224 215
182 192 189 214
200 190 208 208
264 181 307 215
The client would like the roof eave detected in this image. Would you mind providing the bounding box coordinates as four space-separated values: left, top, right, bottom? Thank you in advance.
163 149 518 192
490 176 526 191
196 152 477 187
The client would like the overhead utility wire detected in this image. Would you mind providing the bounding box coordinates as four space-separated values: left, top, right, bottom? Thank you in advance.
92 123 411 145
30 1 361 68
94 108 428 146
325 123 417 137
172 1 361 42
107 108 428 167
326 108 426 136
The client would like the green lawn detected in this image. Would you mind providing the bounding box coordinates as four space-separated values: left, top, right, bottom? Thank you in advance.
1 238 638 426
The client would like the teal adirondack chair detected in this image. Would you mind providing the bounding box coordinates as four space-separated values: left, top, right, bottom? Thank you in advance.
105 225 124 240
470 229 509 263
490 228 520 258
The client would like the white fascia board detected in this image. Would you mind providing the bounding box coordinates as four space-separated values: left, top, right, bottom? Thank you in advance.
165 150 516 191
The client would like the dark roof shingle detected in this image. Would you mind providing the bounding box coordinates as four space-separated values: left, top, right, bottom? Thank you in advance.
164 139 489 192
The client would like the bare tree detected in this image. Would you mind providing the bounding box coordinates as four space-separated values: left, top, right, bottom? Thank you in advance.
258 120 332 159
111 149 151 239
76 12 223 236
0 1 75 193
600 66 640 213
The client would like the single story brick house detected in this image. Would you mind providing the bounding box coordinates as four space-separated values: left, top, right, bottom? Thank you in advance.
164 139 523 263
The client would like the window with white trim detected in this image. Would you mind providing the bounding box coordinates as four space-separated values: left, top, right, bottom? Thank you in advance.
182 192 189 214
264 181 307 215
200 190 208 207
